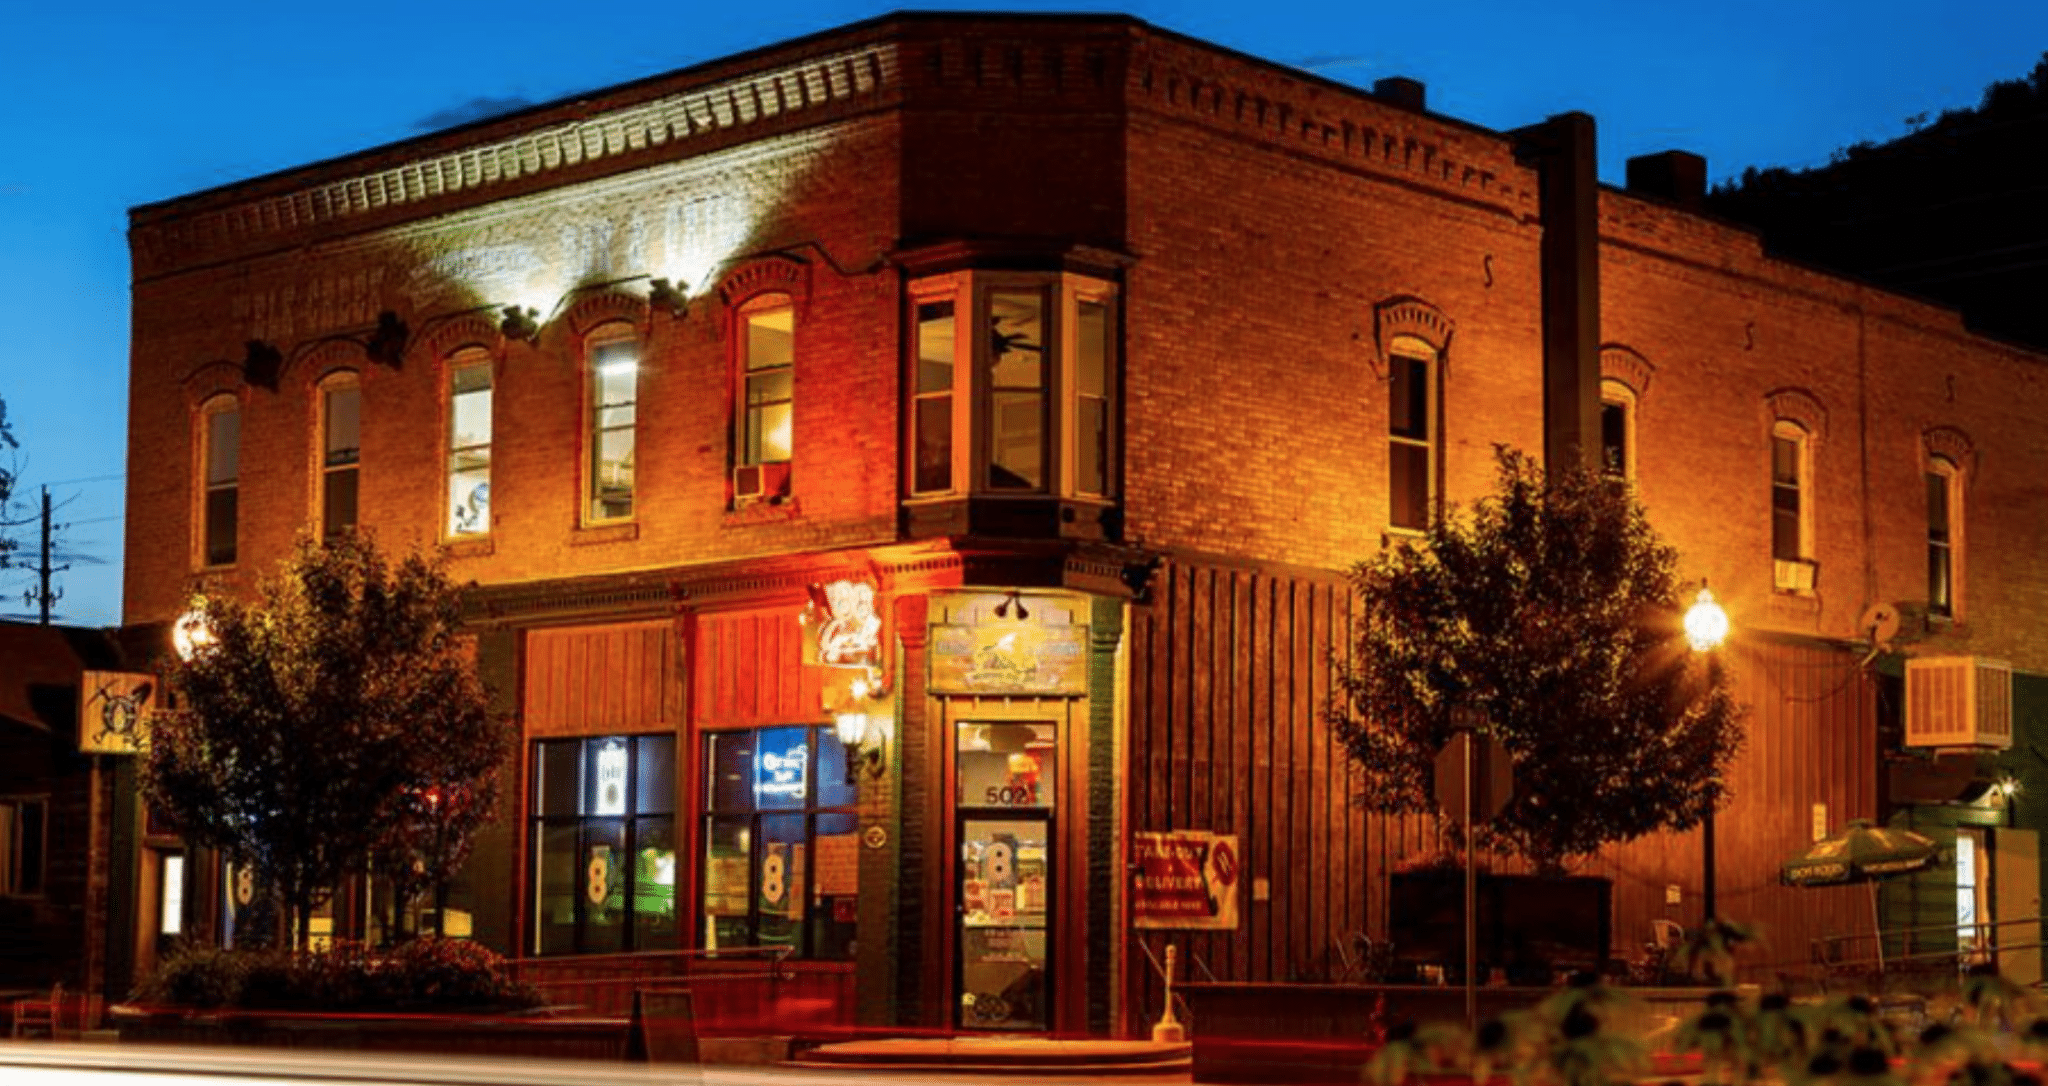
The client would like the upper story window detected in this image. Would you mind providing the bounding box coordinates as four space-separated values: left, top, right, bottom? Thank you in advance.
1927 456 1960 618
586 326 639 524
446 350 493 538
735 296 794 502
199 396 239 567
1599 380 1636 483
0 796 46 897
1387 336 1439 533
1770 422 1811 562
319 374 361 538
906 272 1118 501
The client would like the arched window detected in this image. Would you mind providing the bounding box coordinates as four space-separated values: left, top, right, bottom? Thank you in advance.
1599 379 1638 482
318 372 362 538
585 323 640 524
734 294 793 502
445 347 493 538
1387 334 1439 532
1770 420 1812 566
1927 456 1961 618
198 395 240 567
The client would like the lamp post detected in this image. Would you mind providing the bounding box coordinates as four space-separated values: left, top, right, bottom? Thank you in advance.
1684 583 1729 923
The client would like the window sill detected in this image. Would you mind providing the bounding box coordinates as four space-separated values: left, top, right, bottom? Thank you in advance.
440 536 495 559
572 522 639 546
726 496 802 525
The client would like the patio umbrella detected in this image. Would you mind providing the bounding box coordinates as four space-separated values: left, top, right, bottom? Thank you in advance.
1782 819 1944 969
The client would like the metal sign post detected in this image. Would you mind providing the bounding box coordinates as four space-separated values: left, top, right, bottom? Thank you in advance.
1435 710 1514 1033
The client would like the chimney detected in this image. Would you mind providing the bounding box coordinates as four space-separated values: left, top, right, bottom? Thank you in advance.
1372 77 1426 112
1625 150 1708 211
1511 113 1602 475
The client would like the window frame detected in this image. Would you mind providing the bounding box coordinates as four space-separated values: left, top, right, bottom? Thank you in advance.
527 733 677 957
1386 334 1440 534
903 271 1120 502
735 293 795 470
317 371 362 539
699 724 859 961
197 394 240 568
0 796 48 898
1927 455 1962 619
444 347 494 540
1769 419 1814 560
583 323 641 526
1598 380 1637 484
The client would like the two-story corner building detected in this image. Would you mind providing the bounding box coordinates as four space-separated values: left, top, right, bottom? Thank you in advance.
116 12 2048 1036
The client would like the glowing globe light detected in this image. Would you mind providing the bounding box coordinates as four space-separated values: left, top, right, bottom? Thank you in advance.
1684 585 1730 652
172 607 216 661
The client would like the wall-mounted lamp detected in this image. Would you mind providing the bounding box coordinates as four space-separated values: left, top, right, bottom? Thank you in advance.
500 305 541 344
1684 580 1729 653
173 606 217 662
242 339 284 391
834 710 886 783
993 590 1030 620
648 278 689 318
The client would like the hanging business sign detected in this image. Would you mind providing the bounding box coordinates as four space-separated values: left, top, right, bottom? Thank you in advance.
79 671 157 755
803 580 883 668
929 623 1088 695
1133 830 1242 930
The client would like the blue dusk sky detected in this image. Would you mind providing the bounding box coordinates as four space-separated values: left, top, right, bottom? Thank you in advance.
2 1 2042 627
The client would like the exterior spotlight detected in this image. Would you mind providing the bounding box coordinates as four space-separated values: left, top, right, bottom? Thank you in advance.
500 305 540 343
366 310 409 368
1684 582 1729 653
172 607 216 661
648 278 688 318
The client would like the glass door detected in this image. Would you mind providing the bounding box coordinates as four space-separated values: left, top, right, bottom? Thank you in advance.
956 722 1055 1031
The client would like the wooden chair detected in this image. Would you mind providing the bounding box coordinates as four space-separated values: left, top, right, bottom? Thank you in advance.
11 982 61 1039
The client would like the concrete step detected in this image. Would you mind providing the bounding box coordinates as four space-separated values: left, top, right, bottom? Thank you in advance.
789 1037 1193 1077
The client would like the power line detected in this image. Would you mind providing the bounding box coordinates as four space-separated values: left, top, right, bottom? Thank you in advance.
39 473 125 487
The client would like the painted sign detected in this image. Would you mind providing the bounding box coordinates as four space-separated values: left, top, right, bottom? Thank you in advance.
1133 831 1242 930
930 623 1088 695
79 671 156 755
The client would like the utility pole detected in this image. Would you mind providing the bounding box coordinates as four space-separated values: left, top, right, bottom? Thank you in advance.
26 485 65 625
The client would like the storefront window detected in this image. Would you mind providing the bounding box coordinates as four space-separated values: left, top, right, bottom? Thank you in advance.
530 734 676 956
702 726 857 959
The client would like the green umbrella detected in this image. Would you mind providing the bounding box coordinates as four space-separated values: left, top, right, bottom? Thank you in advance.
1782 819 1943 969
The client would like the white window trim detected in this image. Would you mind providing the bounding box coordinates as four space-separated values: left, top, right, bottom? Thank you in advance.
1928 454 1963 620
196 394 240 569
583 323 641 526
316 370 363 537
1386 333 1440 535
444 348 494 540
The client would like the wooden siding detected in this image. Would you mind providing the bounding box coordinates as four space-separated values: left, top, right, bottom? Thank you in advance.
693 607 823 728
1125 559 1882 1019
523 621 678 737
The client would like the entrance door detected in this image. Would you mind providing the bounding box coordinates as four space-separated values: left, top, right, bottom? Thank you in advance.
955 722 1055 1031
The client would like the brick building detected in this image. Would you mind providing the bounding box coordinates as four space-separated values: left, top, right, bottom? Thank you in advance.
117 13 2048 1034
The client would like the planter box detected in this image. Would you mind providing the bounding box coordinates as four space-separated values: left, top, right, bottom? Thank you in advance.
1390 872 1613 981
110 1004 628 1062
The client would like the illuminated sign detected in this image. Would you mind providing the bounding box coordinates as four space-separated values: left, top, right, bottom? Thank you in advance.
812 580 882 667
930 624 1088 695
756 740 809 801
80 671 157 755
594 741 628 815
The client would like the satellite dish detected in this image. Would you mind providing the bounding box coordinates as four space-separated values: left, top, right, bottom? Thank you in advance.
1859 603 1901 648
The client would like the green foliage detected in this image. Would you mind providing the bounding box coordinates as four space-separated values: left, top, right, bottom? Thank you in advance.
1329 447 1744 868
142 533 511 947
133 939 540 1012
1672 919 1763 989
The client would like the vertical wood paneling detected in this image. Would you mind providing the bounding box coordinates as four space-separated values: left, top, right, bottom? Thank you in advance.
691 608 818 728
523 621 675 736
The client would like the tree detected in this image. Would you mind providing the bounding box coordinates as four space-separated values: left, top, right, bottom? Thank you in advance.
1329 447 1742 869
0 394 22 574
142 532 511 947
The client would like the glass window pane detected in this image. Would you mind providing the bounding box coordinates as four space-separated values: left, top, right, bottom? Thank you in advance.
1927 472 1950 537
323 468 358 537
447 459 490 537
754 726 811 811
707 733 757 814
751 401 793 464
703 815 754 951
1077 302 1108 397
1390 442 1430 530
747 370 793 408
1772 435 1800 485
632 817 677 949
757 814 808 952
206 408 239 485
324 386 361 462
811 811 858 961
815 726 857 811
451 373 492 449
536 741 581 817
918 301 955 393
1078 398 1107 496
746 306 794 371
1600 401 1627 478
635 736 676 815
990 391 1044 490
205 488 238 566
1773 507 1802 562
988 292 1044 389
1930 544 1952 614
958 723 1054 809
593 342 638 405
534 824 580 956
582 821 627 953
1390 356 1429 440
916 396 952 492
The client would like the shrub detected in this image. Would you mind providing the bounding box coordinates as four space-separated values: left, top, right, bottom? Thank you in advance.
131 938 540 1013
133 944 246 1008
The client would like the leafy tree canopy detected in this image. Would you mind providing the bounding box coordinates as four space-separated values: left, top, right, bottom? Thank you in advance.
142 532 511 946
1329 447 1743 869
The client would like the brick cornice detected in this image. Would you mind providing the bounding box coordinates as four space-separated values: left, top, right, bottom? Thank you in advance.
130 42 899 280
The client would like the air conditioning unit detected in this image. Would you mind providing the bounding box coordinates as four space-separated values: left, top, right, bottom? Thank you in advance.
733 461 791 503
1905 656 2012 749
1773 558 1819 593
